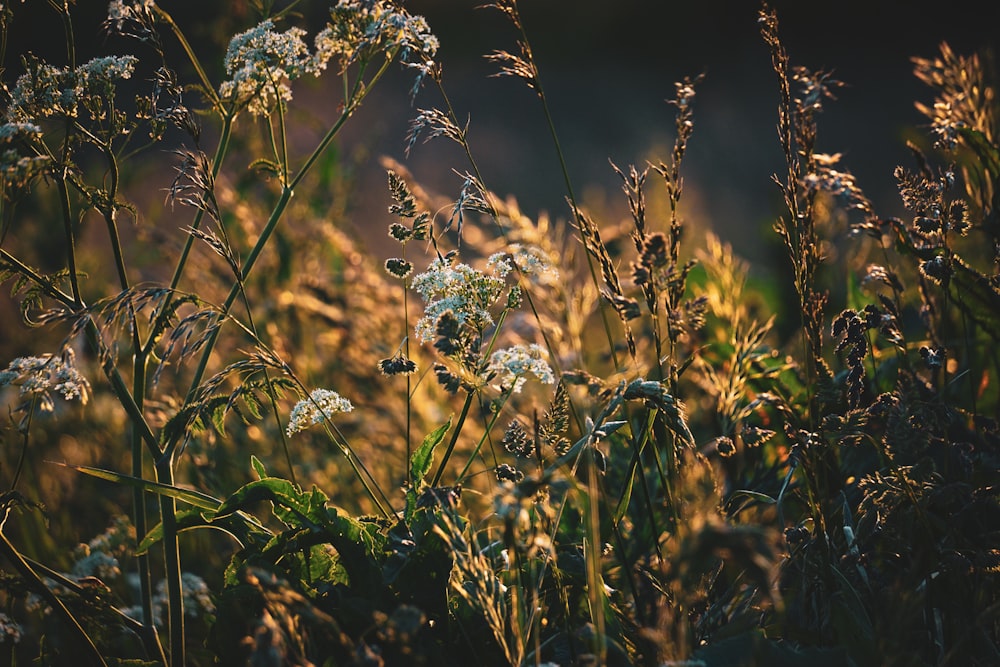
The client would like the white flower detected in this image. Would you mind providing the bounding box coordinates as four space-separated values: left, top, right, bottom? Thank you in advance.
320 0 438 95
0 352 91 410
7 55 137 122
219 19 312 116
488 243 559 286
486 344 554 393
411 257 507 344
286 388 354 436
0 122 42 141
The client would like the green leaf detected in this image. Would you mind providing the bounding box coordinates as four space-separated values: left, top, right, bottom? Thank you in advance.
411 418 452 488
137 506 270 555
214 477 326 526
250 455 268 481
55 463 220 510
729 489 777 505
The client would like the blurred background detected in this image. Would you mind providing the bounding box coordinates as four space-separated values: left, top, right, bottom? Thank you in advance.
6 0 997 267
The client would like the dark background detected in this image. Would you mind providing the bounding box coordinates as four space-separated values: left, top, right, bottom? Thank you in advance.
6 1 999 264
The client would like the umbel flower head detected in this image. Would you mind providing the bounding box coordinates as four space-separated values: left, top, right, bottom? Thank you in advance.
318 0 439 95
0 352 91 413
485 344 555 393
286 388 354 436
7 54 138 122
219 19 316 116
410 256 507 345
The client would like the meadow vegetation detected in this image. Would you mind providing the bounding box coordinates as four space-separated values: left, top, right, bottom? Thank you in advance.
0 1 998 665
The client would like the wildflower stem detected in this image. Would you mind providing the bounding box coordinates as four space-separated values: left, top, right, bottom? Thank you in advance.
56 170 82 307
154 456 185 667
456 390 513 483
179 54 396 452
154 6 221 109
0 523 108 667
431 390 475 487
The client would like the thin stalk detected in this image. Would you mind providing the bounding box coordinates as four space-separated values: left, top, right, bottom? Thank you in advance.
584 451 607 662
456 389 513 483
506 10 620 369
56 172 82 306
10 402 34 491
0 523 108 667
154 6 221 109
430 391 475 487
131 349 165 664
154 456 185 667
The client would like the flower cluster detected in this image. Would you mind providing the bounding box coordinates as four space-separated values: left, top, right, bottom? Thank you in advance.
286 388 354 436
7 55 137 123
410 257 507 344
71 515 134 581
0 352 91 412
219 19 320 116
318 0 439 94
485 344 554 393
487 243 559 286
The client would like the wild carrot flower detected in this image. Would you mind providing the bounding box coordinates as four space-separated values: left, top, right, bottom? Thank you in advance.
487 243 559 286
286 388 354 436
0 353 91 412
410 257 507 344
219 19 315 116
7 54 137 123
318 0 439 95
485 344 554 393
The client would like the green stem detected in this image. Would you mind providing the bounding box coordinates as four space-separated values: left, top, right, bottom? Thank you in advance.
154 6 220 109
0 518 108 666
431 391 475 487
456 390 513 483
154 456 184 667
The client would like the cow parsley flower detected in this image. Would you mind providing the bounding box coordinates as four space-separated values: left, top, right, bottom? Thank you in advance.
7 55 137 122
487 243 559 286
317 0 438 95
486 344 555 393
410 257 507 344
219 19 313 116
286 388 354 436
0 353 91 412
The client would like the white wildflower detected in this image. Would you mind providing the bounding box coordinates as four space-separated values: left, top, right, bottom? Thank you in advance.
486 344 554 393
7 55 137 122
0 352 91 410
320 0 438 94
410 257 507 344
219 19 313 116
488 244 559 286
286 388 354 436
